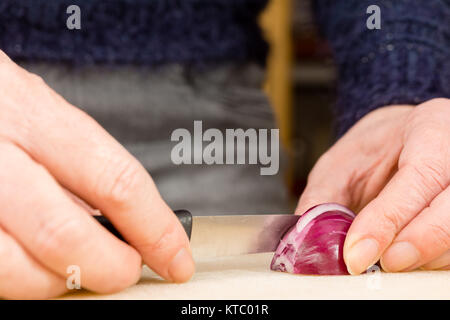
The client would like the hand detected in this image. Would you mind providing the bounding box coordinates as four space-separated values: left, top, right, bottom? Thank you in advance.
0 51 194 299
296 98 450 274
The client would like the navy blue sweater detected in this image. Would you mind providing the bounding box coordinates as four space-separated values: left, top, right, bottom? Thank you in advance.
315 0 450 136
0 0 268 65
0 0 449 136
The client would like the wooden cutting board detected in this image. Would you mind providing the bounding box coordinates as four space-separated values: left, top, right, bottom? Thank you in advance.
61 253 450 299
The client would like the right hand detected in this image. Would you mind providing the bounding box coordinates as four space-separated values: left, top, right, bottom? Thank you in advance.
0 51 194 299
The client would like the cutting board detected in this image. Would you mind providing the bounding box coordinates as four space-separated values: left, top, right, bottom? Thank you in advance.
61 253 450 299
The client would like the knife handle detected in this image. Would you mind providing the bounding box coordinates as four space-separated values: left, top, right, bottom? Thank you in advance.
93 209 193 242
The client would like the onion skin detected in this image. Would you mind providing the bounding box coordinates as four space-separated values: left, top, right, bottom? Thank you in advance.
270 203 355 275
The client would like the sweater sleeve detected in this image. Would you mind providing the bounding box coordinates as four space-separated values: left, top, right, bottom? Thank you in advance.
313 0 450 137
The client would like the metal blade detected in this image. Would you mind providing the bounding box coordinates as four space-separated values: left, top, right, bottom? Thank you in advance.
190 214 300 258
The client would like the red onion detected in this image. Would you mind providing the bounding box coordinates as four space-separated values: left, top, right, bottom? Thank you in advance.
270 203 355 275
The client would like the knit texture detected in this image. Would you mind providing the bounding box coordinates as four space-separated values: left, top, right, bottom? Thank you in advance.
315 0 450 137
0 0 268 66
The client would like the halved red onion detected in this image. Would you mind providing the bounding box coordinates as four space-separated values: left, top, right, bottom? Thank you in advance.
270 203 355 275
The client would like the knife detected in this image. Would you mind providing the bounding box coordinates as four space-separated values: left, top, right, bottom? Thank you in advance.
94 210 299 258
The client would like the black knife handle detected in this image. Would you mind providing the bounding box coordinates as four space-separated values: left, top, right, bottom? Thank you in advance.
93 209 193 242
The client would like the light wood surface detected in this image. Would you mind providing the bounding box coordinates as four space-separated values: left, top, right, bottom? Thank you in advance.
62 253 450 300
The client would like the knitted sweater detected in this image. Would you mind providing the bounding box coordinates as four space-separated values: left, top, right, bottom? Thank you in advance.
0 0 268 66
0 0 449 136
314 0 450 136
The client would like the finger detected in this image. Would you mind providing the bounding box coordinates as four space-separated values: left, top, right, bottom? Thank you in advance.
344 162 448 275
0 142 142 293
0 226 67 299
296 137 398 215
0 49 12 64
7 73 194 282
422 250 450 270
63 188 101 216
380 187 450 272
296 106 410 216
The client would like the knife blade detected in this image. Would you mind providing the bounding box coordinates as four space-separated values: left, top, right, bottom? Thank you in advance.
94 210 299 258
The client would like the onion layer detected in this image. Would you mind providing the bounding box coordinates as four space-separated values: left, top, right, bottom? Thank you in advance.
270 203 355 275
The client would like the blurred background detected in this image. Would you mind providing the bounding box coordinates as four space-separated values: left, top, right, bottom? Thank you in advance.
1 0 340 214
261 0 336 202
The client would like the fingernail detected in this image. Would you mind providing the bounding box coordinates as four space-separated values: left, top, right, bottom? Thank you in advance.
381 242 420 272
345 238 380 275
168 248 195 283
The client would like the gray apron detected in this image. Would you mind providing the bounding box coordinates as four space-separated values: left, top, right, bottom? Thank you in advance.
22 62 292 215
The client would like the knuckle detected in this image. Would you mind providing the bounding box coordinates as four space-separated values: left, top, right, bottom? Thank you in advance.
406 163 448 198
427 98 449 107
33 215 87 256
410 98 450 123
428 223 450 249
136 222 178 256
376 202 405 237
381 211 402 235
98 158 145 207
405 108 426 129
27 72 45 86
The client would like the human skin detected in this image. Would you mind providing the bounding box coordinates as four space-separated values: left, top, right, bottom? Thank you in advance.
296 98 450 274
0 50 195 299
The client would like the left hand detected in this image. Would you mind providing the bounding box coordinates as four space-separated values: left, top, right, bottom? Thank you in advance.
296 98 450 274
